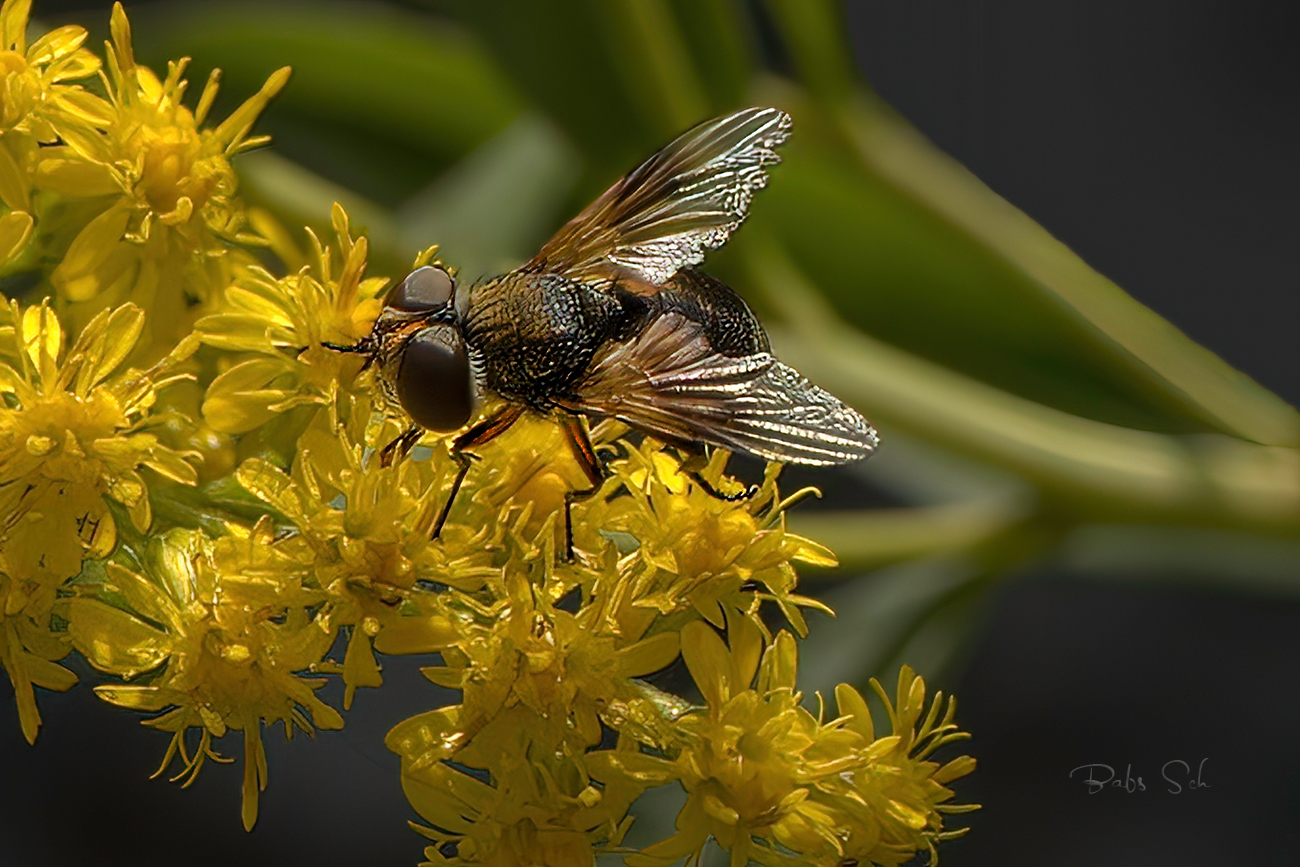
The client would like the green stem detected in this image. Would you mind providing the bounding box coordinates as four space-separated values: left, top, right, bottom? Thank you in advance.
750 244 1300 541
790 494 1029 574
831 91 1300 448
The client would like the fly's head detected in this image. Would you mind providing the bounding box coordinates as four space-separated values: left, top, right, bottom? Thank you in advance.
326 264 476 433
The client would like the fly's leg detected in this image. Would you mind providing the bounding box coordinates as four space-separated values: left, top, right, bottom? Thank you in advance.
321 337 377 372
431 449 475 541
677 447 758 502
379 424 425 468
429 405 524 540
689 471 758 502
561 414 607 562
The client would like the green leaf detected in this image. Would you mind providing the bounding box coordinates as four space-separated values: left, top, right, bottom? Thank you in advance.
433 0 677 166
130 0 525 199
395 112 581 277
763 0 857 103
1059 525 1300 596
666 0 755 111
790 496 1029 575
842 91 1300 445
236 149 402 268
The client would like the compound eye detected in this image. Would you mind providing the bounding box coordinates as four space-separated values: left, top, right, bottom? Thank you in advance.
395 326 474 432
386 265 454 313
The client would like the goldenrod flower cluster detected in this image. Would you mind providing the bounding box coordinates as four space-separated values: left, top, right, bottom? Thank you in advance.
0 1 976 861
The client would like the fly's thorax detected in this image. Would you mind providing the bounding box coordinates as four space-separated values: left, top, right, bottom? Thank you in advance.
461 271 592 350
458 271 637 408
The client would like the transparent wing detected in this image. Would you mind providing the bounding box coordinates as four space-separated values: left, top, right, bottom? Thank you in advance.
561 313 878 466
530 107 792 286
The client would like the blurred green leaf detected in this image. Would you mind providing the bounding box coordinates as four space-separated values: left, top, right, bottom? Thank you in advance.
131 0 525 202
870 587 992 699
667 0 755 110
236 149 401 267
849 429 1031 507
795 557 983 700
430 0 664 170
396 112 581 277
748 7 1298 444
432 0 745 204
797 506 1060 695
1059 525 1300 596
745 111 1284 437
764 0 857 104
790 496 1029 575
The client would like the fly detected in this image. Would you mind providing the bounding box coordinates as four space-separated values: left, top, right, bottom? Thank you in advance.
327 107 879 555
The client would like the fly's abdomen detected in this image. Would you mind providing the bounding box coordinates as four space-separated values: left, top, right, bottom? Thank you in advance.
657 269 769 357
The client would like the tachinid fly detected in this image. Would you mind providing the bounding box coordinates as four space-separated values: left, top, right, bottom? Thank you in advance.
327 107 879 552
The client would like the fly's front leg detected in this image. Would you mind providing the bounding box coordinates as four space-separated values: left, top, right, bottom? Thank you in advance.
430 449 476 541
429 405 524 540
379 424 424 468
561 414 607 562
321 336 377 372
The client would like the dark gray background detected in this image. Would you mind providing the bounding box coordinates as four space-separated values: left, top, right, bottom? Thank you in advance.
847 4 1300 866
2 2 1298 866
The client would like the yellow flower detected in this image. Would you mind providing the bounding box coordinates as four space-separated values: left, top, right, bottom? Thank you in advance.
389 707 643 867
612 618 862 867
67 525 342 830
409 570 679 753
0 208 32 274
234 401 466 707
0 0 106 141
574 436 836 636
0 0 105 278
595 618 976 867
0 565 76 744
0 299 195 741
197 203 388 435
826 670 978 867
0 300 198 567
384 553 684 865
39 3 287 348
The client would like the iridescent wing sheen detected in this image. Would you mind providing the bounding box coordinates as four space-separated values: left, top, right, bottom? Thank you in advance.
559 312 879 466
528 107 792 287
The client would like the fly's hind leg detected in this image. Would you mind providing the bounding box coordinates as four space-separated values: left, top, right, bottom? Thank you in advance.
678 446 759 503
561 414 607 562
690 471 758 503
429 405 524 540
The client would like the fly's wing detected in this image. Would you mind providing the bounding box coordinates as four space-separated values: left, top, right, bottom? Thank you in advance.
529 107 791 286
560 313 878 466
534 107 875 464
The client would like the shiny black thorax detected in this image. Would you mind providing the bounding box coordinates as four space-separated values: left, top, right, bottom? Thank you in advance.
460 267 768 411
461 270 643 410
